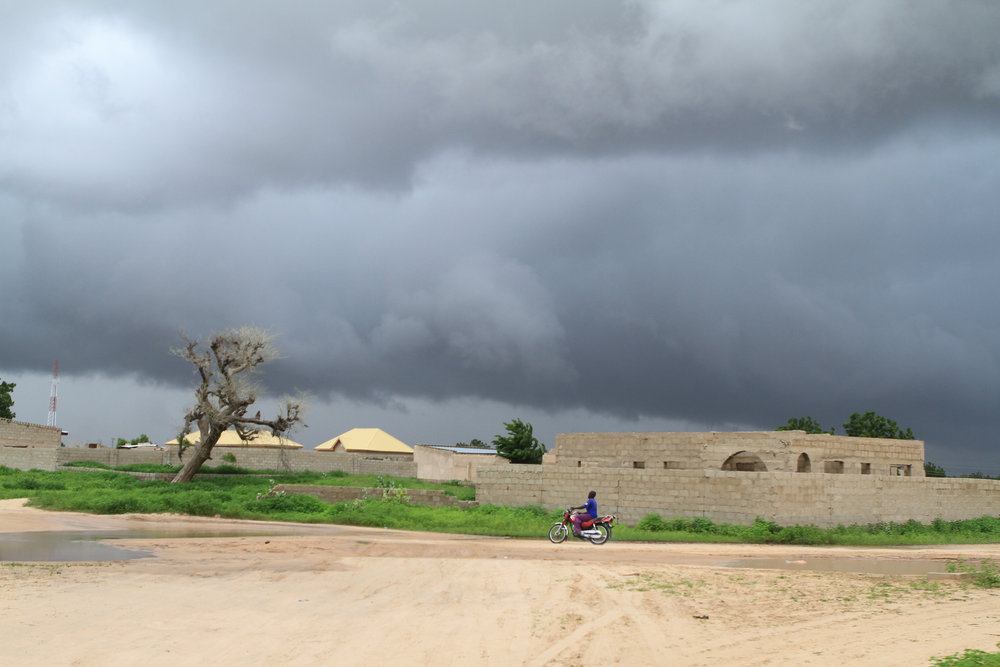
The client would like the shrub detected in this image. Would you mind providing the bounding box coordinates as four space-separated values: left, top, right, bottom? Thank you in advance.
636 513 668 532
93 495 145 514
165 491 222 516
244 493 329 515
690 517 716 533
114 463 180 473
2 477 66 491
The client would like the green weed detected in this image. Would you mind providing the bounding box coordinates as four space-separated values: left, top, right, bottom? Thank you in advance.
946 559 1000 588
930 644 1000 666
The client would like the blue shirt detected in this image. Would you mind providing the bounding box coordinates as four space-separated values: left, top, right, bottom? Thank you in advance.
584 497 597 517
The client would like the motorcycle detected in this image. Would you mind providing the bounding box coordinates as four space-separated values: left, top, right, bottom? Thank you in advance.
548 509 616 545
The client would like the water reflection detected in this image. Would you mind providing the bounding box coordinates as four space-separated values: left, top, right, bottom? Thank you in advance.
0 531 152 562
0 528 280 562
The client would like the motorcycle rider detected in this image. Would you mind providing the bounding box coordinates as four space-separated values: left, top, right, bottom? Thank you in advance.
570 490 597 538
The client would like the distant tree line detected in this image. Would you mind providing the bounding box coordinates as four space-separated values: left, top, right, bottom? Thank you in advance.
776 410 914 439
777 411 995 479
116 434 151 448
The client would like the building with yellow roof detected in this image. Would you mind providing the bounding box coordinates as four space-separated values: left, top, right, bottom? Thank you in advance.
165 429 304 448
315 428 412 454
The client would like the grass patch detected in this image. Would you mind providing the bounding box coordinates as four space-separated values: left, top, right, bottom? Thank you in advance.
931 645 1000 666
628 513 1000 546
946 558 1000 588
3 467 1000 544
608 572 705 595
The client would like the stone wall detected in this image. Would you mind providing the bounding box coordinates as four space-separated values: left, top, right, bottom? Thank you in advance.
475 466 1000 528
0 445 416 478
272 484 476 508
549 431 926 477
175 447 417 477
476 431 993 527
0 419 62 448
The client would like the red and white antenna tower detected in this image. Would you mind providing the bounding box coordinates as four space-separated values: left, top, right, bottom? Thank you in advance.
47 360 59 427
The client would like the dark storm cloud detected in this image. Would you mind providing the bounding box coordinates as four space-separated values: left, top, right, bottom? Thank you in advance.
1 1 998 207
1 1 999 470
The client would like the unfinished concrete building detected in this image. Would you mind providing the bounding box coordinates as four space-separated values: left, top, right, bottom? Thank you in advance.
476 431 999 527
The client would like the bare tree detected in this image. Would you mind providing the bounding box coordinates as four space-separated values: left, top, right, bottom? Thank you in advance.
171 327 305 483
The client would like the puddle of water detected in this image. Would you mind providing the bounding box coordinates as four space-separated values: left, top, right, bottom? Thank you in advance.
718 557 949 575
0 528 283 563
0 531 152 562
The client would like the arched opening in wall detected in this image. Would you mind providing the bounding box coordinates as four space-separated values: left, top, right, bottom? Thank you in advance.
721 451 768 472
797 453 811 472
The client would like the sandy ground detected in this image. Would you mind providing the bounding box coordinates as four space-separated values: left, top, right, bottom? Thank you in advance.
1 498 999 666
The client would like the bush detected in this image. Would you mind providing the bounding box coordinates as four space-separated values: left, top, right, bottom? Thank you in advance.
200 464 256 475
114 463 180 473
636 513 668 532
92 495 146 514
2 477 66 491
244 493 330 515
165 491 223 516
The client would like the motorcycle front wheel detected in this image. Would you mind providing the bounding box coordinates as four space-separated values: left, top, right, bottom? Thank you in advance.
588 523 611 545
548 523 569 543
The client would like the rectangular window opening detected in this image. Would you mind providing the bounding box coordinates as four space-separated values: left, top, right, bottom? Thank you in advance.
824 460 845 474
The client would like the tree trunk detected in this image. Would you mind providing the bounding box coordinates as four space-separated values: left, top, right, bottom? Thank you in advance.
171 429 222 483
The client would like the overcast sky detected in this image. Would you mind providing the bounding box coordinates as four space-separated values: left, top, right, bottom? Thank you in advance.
2 1 999 474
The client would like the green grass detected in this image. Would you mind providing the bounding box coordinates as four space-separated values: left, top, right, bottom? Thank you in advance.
930 645 1000 666
4 466 1000 544
946 558 1000 588
627 513 1000 546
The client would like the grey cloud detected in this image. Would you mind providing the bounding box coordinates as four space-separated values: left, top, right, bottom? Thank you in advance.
1 2 999 472
2 1 998 210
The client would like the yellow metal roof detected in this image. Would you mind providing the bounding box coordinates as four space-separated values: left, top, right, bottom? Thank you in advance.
315 428 412 453
165 429 304 448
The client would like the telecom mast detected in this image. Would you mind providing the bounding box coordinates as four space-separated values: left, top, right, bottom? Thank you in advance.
47 360 59 427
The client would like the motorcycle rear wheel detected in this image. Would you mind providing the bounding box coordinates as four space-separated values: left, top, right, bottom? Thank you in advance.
588 523 611 545
548 523 569 543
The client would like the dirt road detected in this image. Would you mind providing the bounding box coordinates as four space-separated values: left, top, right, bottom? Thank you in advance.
1 499 998 666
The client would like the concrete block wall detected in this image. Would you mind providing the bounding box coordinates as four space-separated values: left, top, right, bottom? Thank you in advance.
0 443 417 478
0 419 62 448
476 466 1000 527
412 445 509 481
553 431 925 476
0 446 60 471
169 447 418 477
271 484 474 508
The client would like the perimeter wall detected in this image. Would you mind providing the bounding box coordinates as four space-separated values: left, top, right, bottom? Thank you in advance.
0 419 62 448
476 467 1000 527
0 442 416 477
476 431 1000 527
